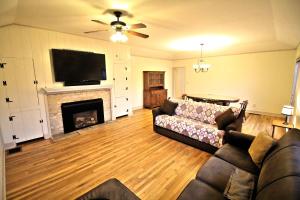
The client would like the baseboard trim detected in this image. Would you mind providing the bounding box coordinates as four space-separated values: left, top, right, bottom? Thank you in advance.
3 142 16 150
246 110 283 118
133 106 143 111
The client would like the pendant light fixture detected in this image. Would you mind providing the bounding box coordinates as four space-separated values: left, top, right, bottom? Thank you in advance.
193 43 211 73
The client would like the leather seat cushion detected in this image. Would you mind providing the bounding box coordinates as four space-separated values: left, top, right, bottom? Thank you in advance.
177 179 224 200
196 156 237 192
215 144 259 175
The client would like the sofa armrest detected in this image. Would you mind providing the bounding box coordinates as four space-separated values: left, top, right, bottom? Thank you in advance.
224 115 243 132
152 107 163 124
223 130 255 151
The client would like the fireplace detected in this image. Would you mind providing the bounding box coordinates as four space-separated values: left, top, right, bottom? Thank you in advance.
61 98 104 133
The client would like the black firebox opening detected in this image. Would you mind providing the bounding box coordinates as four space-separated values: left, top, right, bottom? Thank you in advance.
61 98 104 134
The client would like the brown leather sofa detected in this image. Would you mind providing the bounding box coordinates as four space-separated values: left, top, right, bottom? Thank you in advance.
177 128 300 200
152 101 247 154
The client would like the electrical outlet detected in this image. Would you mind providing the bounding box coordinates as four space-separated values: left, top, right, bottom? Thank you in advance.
253 104 256 108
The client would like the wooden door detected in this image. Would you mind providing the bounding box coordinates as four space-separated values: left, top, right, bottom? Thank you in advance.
173 67 185 98
1 58 43 143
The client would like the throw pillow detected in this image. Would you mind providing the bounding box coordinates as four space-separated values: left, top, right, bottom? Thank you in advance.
248 131 276 167
160 99 178 115
224 168 257 200
215 108 236 130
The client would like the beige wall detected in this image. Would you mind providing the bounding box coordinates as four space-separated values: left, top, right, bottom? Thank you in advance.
173 50 295 114
131 56 173 109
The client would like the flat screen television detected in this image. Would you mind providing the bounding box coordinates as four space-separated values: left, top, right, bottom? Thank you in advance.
51 49 106 86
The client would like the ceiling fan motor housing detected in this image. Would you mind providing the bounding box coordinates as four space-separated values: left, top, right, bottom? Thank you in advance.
111 11 127 28
111 21 126 27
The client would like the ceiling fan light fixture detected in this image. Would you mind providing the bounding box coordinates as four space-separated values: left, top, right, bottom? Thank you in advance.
110 31 128 43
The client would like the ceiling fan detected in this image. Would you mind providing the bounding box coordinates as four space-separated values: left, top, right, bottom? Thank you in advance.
85 10 149 42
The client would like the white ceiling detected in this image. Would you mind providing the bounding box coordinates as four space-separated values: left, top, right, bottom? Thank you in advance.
1 0 300 59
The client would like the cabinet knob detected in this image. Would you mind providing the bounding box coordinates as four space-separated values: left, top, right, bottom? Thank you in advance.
5 97 13 103
9 116 16 121
12 135 19 140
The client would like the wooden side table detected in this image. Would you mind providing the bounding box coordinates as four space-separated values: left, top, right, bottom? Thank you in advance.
272 119 294 137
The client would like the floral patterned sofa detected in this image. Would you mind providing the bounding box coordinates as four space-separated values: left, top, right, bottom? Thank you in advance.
152 100 246 153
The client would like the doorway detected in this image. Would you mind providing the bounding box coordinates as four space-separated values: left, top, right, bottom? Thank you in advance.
173 67 185 99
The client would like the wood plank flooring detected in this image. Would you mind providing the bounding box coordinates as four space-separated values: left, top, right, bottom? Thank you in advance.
5 109 285 200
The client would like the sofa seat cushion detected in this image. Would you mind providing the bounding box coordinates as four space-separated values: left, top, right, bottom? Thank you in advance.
174 100 241 125
177 179 224 200
196 156 237 193
215 144 259 175
155 114 225 148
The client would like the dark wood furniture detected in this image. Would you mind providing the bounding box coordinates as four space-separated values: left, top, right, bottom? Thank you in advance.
143 71 167 108
185 94 239 106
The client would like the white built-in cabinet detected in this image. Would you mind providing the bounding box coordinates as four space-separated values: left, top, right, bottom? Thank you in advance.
113 63 130 117
0 58 44 145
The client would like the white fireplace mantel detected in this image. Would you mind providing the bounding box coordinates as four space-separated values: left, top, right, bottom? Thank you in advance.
42 84 113 95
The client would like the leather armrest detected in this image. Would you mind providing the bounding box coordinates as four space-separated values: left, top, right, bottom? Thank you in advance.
223 130 255 151
152 107 163 124
224 116 243 132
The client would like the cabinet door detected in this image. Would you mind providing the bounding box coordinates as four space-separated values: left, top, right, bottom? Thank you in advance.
114 63 129 97
9 112 27 143
22 110 43 140
0 61 13 144
113 63 130 117
3 58 39 112
1 58 43 143
159 90 167 106
0 107 13 144
115 97 129 117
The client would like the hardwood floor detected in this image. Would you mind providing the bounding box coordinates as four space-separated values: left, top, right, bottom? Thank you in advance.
5 109 285 200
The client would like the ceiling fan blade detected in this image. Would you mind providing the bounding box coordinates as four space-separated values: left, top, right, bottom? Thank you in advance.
84 30 107 34
127 30 149 38
91 19 108 25
130 23 147 29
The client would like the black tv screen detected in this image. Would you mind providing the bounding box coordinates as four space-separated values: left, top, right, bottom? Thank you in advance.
51 49 107 83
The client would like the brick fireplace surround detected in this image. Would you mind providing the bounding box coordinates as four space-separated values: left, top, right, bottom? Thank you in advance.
43 85 114 136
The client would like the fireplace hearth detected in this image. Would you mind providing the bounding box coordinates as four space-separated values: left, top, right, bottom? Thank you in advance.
61 98 104 133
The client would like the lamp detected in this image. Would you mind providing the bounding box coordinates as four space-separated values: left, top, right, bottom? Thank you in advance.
281 105 294 125
110 28 128 43
193 43 211 73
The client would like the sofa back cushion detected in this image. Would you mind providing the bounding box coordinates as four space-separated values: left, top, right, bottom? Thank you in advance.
160 99 178 115
175 100 241 125
255 129 300 199
248 131 276 167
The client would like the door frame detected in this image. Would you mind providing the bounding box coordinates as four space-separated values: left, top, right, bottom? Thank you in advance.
172 67 185 99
